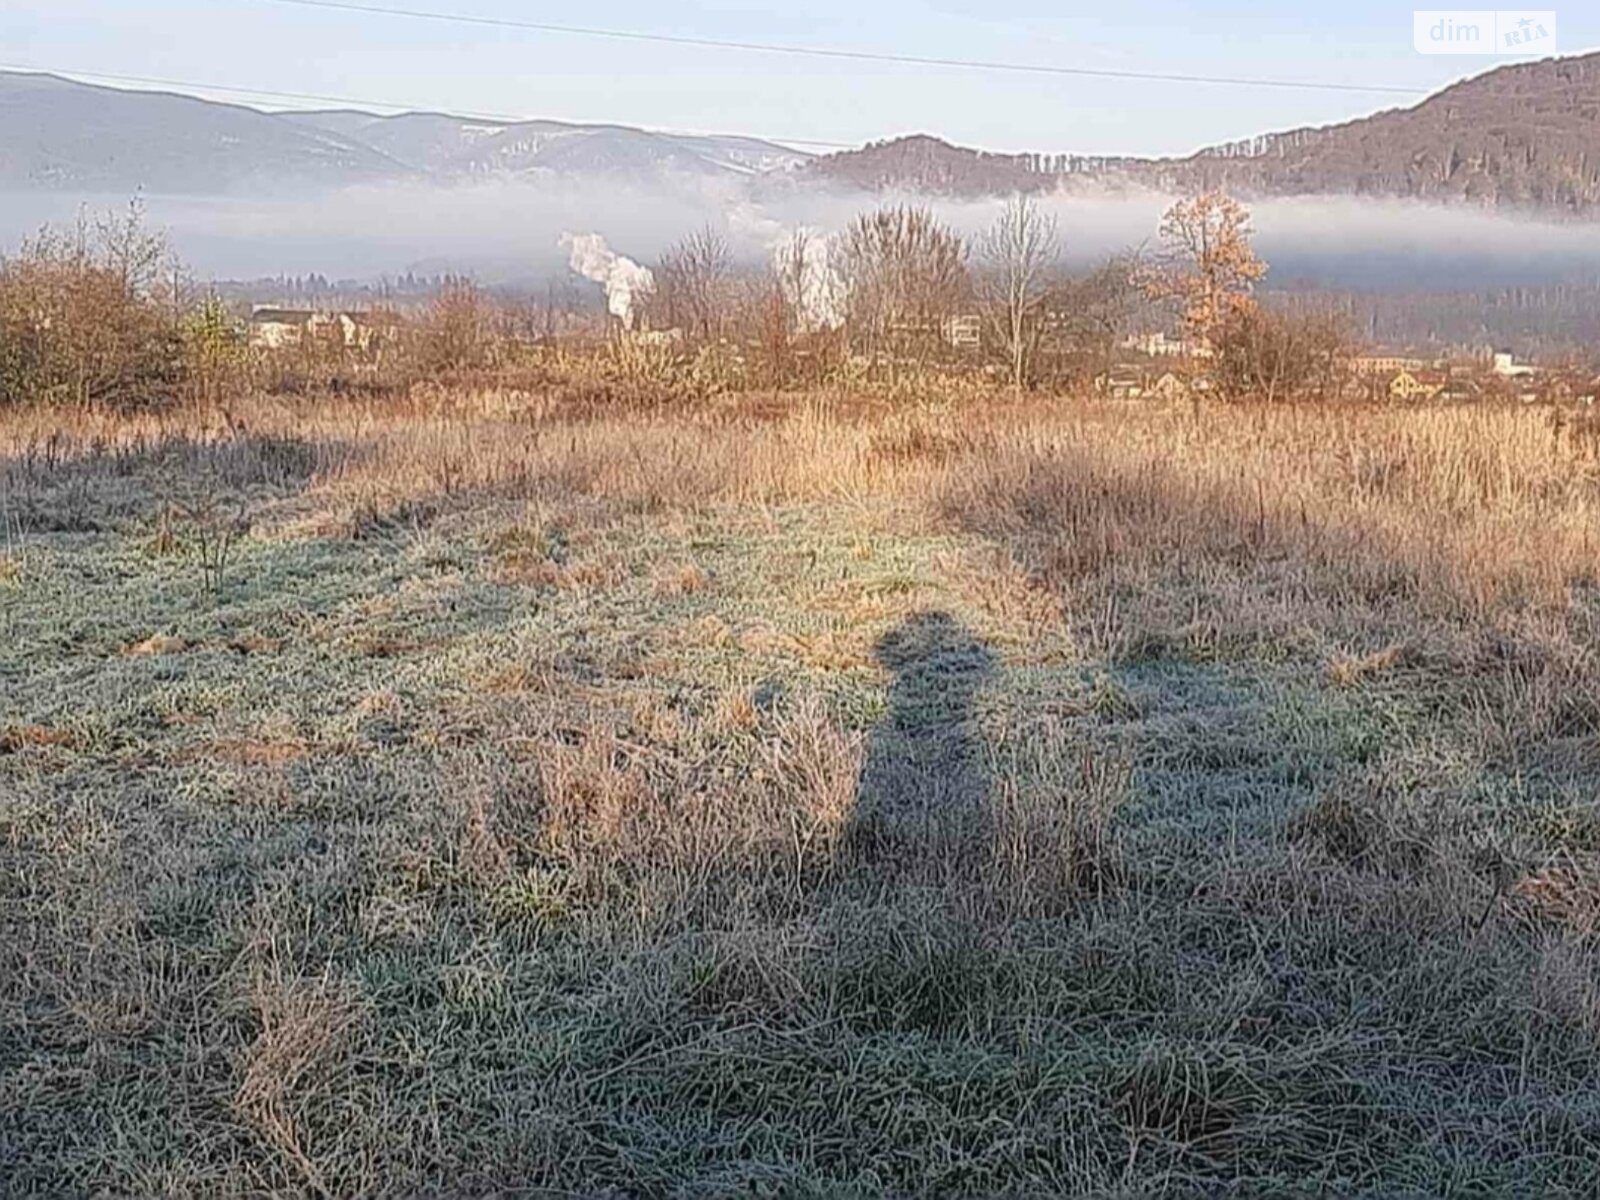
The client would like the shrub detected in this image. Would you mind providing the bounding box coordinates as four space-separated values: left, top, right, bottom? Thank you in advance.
1211 303 1351 403
0 207 183 411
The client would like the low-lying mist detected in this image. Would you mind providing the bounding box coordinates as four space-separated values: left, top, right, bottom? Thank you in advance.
4 179 1599 292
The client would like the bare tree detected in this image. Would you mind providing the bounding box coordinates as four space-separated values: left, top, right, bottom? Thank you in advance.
1211 304 1351 404
977 195 1058 391
653 225 733 342
774 228 843 337
1040 251 1142 387
418 279 494 372
753 229 846 387
839 205 968 372
0 203 182 410
94 195 169 298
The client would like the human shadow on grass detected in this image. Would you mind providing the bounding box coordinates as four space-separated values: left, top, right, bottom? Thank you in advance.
843 610 998 890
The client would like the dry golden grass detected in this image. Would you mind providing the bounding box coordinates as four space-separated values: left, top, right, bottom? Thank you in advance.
12 389 1593 624
652 560 713 596
9 385 1600 1194
0 723 76 753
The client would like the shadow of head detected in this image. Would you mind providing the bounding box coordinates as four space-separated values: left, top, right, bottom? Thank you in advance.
874 611 996 727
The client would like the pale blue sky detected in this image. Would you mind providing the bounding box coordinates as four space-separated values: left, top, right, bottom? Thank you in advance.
3 1 1594 155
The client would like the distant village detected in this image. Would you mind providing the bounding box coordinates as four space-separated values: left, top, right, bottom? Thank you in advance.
240 301 1600 406
1093 332 1600 405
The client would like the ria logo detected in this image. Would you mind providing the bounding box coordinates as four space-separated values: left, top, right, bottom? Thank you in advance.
1413 10 1557 55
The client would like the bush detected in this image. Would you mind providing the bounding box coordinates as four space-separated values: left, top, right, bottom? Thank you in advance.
1211 304 1350 403
411 280 495 374
0 209 184 411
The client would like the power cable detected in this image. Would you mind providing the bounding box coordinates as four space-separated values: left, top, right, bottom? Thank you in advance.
251 0 1429 96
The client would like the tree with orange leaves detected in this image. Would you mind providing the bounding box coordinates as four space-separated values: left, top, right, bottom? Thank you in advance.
1142 190 1267 352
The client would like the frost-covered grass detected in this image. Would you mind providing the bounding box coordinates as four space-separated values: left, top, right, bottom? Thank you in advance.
6 392 1600 1194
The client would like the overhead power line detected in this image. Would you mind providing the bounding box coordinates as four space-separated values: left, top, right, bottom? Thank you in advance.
252 0 1427 96
0 65 857 149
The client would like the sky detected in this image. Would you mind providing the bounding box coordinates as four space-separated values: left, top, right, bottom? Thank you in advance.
2 1 1596 156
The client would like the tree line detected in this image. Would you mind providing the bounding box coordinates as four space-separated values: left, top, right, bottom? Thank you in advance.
640 189 1349 400
0 191 1353 411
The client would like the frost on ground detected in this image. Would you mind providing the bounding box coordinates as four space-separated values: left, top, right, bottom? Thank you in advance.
5 393 1600 1195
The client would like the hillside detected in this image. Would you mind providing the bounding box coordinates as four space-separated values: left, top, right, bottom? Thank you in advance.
281 110 811 178
0 72 810 194
0 72 411 194
6 54 1600 215
802 134 1052 198
1130 52 1600 212
809 53 1600 216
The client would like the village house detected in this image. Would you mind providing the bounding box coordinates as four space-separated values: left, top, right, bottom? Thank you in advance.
1492 350 1536 379
1150 370 1190 400
632 327 684 347
1121 331 1181 357
248 307 384 352
1354 354 1430 376
941 313 982 350
1538 370 1595 405
1096 372 1145 400
881 312 982 353
1119 330 1213 359
1436 376 1482 403
1388 368 1447 401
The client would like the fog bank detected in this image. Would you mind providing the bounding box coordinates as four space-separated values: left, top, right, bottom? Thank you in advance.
2 181 1598 291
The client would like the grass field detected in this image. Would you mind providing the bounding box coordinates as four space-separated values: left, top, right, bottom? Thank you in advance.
7 389 1600 1195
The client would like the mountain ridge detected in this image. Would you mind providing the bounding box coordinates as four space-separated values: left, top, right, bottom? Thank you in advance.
4 54 1600 216
0 71 415 193
806 52 1600 215
0 71 811 193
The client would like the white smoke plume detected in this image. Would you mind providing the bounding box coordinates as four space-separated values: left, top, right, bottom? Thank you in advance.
562 231 654 328
724 203 846 331
772 227 845 332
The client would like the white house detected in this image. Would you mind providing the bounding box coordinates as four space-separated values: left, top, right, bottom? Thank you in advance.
1492 351 1535 379
248 307 382 352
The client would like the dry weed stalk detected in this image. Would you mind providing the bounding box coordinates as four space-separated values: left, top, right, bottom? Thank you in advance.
233 954 358 1197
